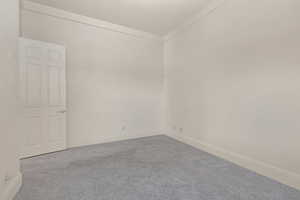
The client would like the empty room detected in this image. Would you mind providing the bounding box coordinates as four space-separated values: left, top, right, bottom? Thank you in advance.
1 0 300 199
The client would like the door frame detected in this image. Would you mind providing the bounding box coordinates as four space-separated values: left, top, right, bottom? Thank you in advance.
19 37 68 158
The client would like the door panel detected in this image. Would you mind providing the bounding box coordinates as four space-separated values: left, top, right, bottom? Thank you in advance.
26 46 43 61
48 116 62 142
19 38 66 158
25 117 42 146
48 49 64 66
48 67 61 106
26 63 42 106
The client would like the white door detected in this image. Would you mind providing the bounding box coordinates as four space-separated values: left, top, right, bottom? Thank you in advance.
19 38 66 158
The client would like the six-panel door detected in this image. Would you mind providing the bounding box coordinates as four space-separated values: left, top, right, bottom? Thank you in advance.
19 38 66 158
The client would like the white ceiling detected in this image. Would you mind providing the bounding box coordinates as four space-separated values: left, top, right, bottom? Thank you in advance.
28 0 211 36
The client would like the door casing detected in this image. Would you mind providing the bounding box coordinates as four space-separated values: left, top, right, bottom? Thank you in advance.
19 38 67 158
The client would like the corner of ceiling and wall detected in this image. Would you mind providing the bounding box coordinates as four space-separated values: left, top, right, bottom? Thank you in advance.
18 0 300 192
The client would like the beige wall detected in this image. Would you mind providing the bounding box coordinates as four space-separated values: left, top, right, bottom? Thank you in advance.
0 0 21 198
21 7 164 148
19 0 300 190
164 0 300 188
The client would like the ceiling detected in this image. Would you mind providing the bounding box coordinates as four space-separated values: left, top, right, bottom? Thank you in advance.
28 0 211 36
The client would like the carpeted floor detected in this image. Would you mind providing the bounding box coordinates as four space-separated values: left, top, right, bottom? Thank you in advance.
15 135 300 200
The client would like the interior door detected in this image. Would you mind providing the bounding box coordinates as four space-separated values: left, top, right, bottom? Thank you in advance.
19 38 66 158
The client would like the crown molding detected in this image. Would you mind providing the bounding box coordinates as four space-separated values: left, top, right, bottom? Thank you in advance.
22 0 163 41
164 0 227 41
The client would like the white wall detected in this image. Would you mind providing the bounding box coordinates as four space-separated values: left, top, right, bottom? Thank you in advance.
165 0 300 189
19 0 300 191
21 3 164 148
0 0 22 199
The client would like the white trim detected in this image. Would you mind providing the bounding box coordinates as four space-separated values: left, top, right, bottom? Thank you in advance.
166 133 300 191
19 37 65 49
22 0 162 41
69 131 163 148
164 0 227 41
1 172 22 200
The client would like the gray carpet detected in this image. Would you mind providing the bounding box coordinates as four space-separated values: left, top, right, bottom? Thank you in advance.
15 135 300 200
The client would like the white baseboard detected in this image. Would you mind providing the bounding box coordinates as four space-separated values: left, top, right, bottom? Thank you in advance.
1 172 22 200
166 133 300 191
69 132 163 148
89 132 163 145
